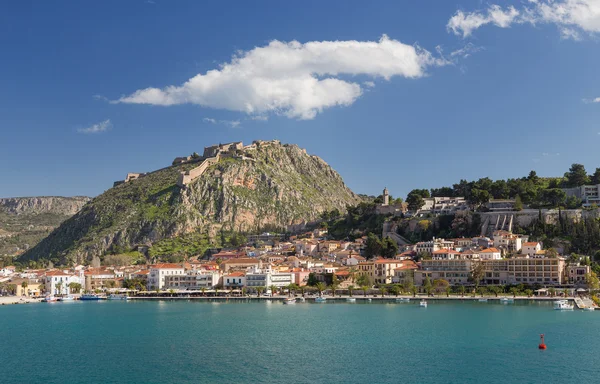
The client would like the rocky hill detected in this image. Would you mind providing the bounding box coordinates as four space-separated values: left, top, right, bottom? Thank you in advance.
0 196 90 257
20 141 360 264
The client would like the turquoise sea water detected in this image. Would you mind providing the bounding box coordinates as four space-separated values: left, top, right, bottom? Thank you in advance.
1 300 598 384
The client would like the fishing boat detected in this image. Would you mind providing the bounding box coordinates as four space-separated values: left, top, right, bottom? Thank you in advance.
57 295 74 301
315 297 326 303
107 294 129 300
553 300 574 310
80 294 102 301
42 295 58 303
478 298 488 302
419 300 428 307
396 298 410 303
500 297 514 303
283 298 296 305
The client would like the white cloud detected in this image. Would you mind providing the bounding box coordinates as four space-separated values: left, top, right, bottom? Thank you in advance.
595 97 600 103
448 0 600 39
203 117 241 128
447 5 520 37
583 97 600 103
77 119 111 134
249 115 269 121
114 35 447 120
363 81 375 88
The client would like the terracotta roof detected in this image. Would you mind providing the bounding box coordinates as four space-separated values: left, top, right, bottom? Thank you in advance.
150 263 183 269
433 249 460 254
481 248 500 253
523 242 540 246
226 271 246 277
45 271 71 276
222 258 259 264
375 259 403 264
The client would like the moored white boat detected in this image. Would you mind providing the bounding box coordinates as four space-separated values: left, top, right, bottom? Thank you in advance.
315 297 326 303
553 300 574 310
419 300 428 307
297 297 306 302
42 295 58 303
500 297 514 303
478 298 488 302
346 298 356 302
396 298 410 303
107 294 129 300
583 307 595 311
58 295 74 301
283 298 296 305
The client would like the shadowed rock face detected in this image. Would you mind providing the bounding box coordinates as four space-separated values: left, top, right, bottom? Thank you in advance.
21 142 360 264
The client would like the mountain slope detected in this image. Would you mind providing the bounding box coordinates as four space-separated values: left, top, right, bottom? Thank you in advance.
0 196 89 257
20 141 360 264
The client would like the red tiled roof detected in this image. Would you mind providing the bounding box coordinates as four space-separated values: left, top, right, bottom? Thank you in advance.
481 248 500 253
150 263 183 269
226 271 246 277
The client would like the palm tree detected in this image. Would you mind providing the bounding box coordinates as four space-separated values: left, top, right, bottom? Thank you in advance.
55 282 63 295
299 286 306 298
214 287 219 297
445 286 451 298
477 286 487 297
241 287 247 297
361 285 369 297
315 282 326 297
548 287 556 297
169 289 175 297
330 283 338 297
411 285 418 297
525 289 533 298
390 285 400 297
21 281 28 296
201 287 207 297
510 287 519 298
489 286 501 297
458 285 466 297
379 287 386 297
348 285 355 297
270 285 278 296
256 286 264 297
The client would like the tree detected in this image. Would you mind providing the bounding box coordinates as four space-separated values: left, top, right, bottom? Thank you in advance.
565 163 590 187
55 282 63 295
315 282 326 296
411 285 418 297
348 285 355 297
458 285 466 297
524 289 533 298
307 273 318 286
541 189 567 207
514 195 523 211
330 283 338 297
364 233 383 259
361 285 369 297
406 192 425 212
68 282 82 294
548 287 556 297
433 279 449 295
471 262 485 288
390 285 400 297
424 276 433 296
256 286 264 297
510 287 519 298
528 170 539 183
586 271 600 292
381 237 399 258
356 274 370 288
445 285 451 298
270 285 278 296
591 168 600 185
477 286 487 297
488 286 501 297
545 248 559 259
468 189 490 209
379 287 386 297
21 281 28 296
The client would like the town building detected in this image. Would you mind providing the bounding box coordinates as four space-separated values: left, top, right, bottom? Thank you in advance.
507 257 565 285
521 242 542 256
416 259 473 286
44 271 81 295
374 259 406 285
147 264 185 290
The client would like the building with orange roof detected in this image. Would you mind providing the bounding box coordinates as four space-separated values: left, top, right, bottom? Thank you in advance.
374 258 406 285
522 242 542 256
479 247 502 260
223 271 246 288
148 263 185 290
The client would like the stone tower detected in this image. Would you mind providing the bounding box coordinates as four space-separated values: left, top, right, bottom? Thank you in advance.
383 187 389 206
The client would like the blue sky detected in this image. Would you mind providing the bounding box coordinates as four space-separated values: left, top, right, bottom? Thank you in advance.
1 0 599 199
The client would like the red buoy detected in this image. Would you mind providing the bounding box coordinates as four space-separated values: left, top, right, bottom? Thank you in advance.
538 334 547 350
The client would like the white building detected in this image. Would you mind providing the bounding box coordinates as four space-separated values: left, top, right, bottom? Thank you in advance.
521 242 542 256
479 248 502 260
147 263 185 290
245 267 295 289
223 272 246 288
45 271 81 295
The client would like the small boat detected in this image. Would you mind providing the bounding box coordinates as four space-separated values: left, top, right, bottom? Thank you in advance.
500 297 514 303
419 300 428 307
315 297 326 303
80 294 102 301
583 307 595 311
478 298 488 302
283 298 296 305
553 300 574 310
396 298 410 303
107 294 129 300
297 297 306 302
346 297 356 302
42 295 58 303
367 298 372 302
58 295 75 301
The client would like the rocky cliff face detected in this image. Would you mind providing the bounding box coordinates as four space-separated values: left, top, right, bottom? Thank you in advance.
20 142 360 264
0 196 90 215
0 196 90 257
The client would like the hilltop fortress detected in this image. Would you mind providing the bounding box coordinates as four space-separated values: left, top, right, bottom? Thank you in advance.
113 140 282 188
